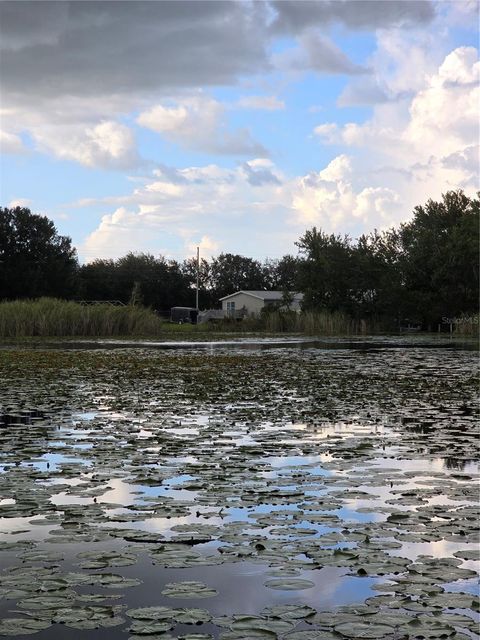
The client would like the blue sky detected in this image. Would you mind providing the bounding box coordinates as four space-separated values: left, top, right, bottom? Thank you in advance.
1 1 478 263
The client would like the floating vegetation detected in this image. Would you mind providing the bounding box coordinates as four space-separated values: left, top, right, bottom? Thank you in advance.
0 339 478 638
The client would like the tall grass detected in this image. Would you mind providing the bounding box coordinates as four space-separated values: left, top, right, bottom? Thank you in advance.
262 310 381 334
453 314 479 337
0 298 406 338
0 298 164 337
194 310 383 335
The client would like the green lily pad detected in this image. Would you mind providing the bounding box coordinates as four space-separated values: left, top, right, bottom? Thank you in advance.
334 622 395 637
129 620 174 635
0 618 52 636
161 581 218 599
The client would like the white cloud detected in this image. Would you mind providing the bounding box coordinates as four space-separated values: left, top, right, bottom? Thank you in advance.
404 47 479 159
185 235 220 259
79 151 405 263
79 160 290 261
291 155 401 231
32 120 138 169
318 154 351 182
313 45 479 210
313 123 338 143
137 95 267 157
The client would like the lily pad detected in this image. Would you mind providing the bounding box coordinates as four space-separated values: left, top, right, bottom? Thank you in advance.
161 581 218 599
334 621 395 638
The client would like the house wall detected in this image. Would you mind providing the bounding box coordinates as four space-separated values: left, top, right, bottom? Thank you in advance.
221 293 265 317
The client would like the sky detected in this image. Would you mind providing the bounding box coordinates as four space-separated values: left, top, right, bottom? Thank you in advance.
0 0 478 264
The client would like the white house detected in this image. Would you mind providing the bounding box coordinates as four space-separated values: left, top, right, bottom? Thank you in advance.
219 290 303 318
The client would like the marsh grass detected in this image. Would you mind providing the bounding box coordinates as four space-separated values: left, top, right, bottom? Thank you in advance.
0 298 164 337
195 310 380 335
454 315 479 337
2 298 471 338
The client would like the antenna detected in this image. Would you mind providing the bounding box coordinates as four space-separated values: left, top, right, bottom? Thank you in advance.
195 246 200 310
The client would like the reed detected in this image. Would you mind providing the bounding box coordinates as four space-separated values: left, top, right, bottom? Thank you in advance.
0 298 164 337
453 314 479 337
194 310 378 335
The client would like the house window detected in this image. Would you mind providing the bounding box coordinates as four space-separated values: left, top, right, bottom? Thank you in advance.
226 301 235 316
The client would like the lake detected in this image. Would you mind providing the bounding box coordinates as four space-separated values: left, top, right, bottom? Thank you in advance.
0 338 478 639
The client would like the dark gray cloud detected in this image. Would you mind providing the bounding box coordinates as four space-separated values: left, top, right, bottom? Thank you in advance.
270 0 435 33
0 1 269 99
1 0 435 103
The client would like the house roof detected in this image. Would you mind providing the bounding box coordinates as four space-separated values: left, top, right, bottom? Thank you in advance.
219 290 303 302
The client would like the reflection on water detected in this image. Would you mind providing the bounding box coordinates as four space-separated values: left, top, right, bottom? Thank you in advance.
0 341 478 638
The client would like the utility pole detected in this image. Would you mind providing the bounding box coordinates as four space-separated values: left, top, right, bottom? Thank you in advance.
195 246 200 310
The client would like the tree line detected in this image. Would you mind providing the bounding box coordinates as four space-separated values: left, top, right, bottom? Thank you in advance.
0 190 478 328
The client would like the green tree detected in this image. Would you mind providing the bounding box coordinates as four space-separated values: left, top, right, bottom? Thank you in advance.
78 259 117 300
264 255 300 291
295 229 355 312
209 253 268 301
399 190 479 326
0 206 78 300
79 253 190 311
351 229 403 321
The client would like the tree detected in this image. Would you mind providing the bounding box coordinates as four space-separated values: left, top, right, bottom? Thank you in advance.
351 229 403 321
264 255 300 291
79 252 191 311
295 229 355 312
398 190 479 326
78 259 117 300
209 253 268 301
0 207 78 300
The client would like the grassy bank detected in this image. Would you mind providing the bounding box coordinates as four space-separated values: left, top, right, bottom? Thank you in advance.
0 299 381 338
0 298 476 339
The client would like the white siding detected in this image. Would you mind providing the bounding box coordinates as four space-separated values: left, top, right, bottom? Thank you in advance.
221 292 265 317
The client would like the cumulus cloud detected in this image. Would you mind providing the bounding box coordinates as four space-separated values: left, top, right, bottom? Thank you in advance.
32 120 138 169
292 155 401 230
325 46 479 167
310 44 479 234
79 152 405 263
137 95 268 156
79 160 291 261
403 47 479 159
